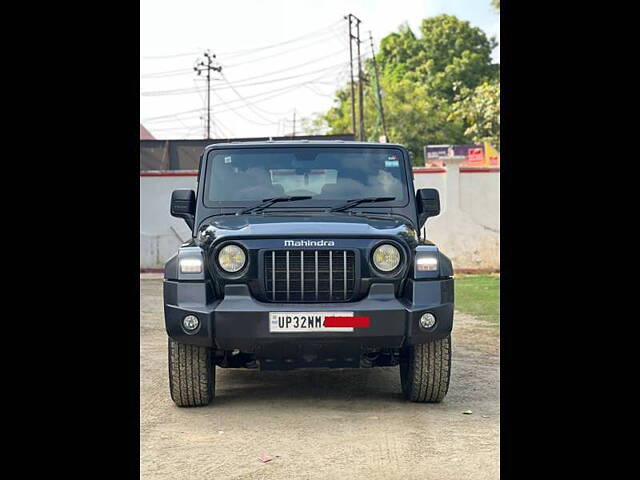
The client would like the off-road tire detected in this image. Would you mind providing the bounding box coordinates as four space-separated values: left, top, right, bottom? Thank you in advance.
168 338 215 407
400 335 451 403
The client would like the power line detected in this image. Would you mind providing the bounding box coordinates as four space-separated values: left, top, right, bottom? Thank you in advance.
211 89 279 127
217 19 344 58
148 124 201 132
220 74 290 119
213 116 235 138
140 23 346 80
225 49 345 85
219 61 346 91
141 69 195 79
223 30 346 68
144 68 347 130
213 68 350 114
141 44 344 80
141 50 202 60
141 46 347 87
141 62 346 96
303 83 335 98
140 86 211 96
142 107 203 122
145 72 341 123
145 113 202 125
143 64 351 128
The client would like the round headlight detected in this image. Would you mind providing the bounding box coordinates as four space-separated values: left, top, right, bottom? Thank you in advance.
372 244 401 272
218 244 246 273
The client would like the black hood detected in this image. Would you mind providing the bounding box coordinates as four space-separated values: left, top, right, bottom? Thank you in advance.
195 213 419 249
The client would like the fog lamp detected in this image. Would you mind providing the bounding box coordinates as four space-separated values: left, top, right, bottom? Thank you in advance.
419 313 436 329
182 315 200 332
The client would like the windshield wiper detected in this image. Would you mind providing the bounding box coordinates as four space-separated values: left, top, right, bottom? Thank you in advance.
329 196 396 212
239 196 312 215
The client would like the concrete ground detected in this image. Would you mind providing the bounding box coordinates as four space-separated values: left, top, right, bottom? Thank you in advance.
141 275 499 479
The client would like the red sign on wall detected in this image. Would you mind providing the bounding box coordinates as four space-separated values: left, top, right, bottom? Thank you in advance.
466 148 484 166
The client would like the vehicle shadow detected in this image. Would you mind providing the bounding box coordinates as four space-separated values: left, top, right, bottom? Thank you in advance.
211 366 408 407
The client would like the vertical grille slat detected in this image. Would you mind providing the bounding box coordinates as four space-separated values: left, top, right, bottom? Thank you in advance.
286 251 290 301
343 250 347 299
265 249 356 302
329 251 333 300
315 251 318 301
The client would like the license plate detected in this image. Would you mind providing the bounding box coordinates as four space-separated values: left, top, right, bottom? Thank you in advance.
269 312 354 333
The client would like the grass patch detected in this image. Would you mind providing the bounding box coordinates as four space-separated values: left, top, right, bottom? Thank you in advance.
454 273 500 327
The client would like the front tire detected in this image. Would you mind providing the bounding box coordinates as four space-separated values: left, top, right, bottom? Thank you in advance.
400 335 451 403
168 338 215 407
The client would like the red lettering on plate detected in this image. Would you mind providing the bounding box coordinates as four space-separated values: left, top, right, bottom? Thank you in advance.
324 316 370 328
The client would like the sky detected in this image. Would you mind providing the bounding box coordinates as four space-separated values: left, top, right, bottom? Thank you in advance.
140 0 499 140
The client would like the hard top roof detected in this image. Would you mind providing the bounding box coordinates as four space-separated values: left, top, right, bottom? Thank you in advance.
204 140 406 151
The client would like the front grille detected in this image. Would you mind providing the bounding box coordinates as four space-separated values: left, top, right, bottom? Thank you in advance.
264 249 356 302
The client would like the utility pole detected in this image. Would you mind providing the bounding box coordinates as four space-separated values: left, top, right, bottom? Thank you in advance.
292 110 296 138
355 16 364 141
344 15 357 139
194 50 222 139
369 31 388 142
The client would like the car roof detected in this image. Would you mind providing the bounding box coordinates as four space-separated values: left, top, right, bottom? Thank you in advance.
203 140 406 152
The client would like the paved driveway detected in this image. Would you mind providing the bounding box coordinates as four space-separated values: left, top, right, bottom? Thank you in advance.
141 276 499 479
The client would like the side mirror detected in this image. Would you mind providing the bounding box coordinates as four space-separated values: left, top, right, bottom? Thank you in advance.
170 189 196 232
416 188 440 228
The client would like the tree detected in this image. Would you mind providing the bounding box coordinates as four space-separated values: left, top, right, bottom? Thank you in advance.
299 114 329 135
449 80 500 150
318 14 500 165
378 15 498 100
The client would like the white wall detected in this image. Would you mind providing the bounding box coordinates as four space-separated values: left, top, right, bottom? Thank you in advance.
414 164 500 269
140 175 197 269
140 165 500 270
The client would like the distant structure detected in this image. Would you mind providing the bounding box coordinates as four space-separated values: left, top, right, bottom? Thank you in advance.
140 134 355 171
140 124 155 140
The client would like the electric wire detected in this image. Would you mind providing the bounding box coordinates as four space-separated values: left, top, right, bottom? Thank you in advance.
141 17 369 137
141 62 346 96
143 64 350 129
142 50 202 60
223 31 346 69
216 19 343 58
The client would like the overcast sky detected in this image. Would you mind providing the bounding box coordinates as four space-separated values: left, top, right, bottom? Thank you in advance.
140 0 499 140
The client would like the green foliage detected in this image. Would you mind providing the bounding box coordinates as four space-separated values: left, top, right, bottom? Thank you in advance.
492 0 500 12
299 114 329 135
450 79 500 150
314 14 500 165
322 87 354 136
376 15 497 101
376 78 467 159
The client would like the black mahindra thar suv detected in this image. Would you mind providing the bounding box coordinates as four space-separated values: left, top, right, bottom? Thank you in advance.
164 141 453 407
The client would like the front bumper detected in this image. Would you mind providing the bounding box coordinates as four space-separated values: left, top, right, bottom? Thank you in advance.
164 278 454 353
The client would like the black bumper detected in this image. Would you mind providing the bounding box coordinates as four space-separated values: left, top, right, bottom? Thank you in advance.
164 278 454 353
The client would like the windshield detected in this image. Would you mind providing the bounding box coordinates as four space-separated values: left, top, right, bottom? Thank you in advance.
203 147 408 208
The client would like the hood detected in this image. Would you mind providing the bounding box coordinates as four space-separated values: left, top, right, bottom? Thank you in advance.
195 213 419 249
